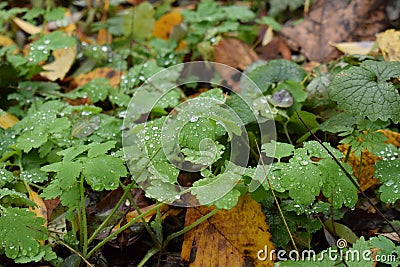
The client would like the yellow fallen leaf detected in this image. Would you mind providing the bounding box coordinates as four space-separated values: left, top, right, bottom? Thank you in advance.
40 45 77 81
330 41 375 55
28 188 48 245
12 17 42 35
181 194 274 266
0 35 15 47
376 29 400 61
262 27 274 46
0 109 19 129
73 67 124 88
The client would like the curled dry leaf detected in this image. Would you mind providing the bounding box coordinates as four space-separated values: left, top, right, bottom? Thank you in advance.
181 194 274 266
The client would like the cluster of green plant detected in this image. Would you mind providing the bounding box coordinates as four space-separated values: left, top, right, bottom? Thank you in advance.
0 0 400 266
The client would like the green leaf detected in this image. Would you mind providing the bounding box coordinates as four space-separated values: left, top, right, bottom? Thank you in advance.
57 161 82 189
78 78 110 103
179 118 216 150
375 149 400 203
28 31 75 64
123 2 155 40
214 188 241 209
83 155 127 191
246 59 306 93
256 16 281 30
0 207 48 261
87 141 116 158
0 169 15 187
329 60 400 123
15 130 48 153
262 140 293 161
44 7 65 21
21 169 48 184
320 159 358 208
222 6 255 22
370 235 400 267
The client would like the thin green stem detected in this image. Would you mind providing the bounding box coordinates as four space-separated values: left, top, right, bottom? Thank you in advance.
254 140 299 256
163 208 219 247
88 148 161 245
80 173 88 257
137 247 161 267
86 202 165 260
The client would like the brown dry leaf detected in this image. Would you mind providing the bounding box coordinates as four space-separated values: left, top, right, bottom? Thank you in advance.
281 0 388 62
181 194 274 266
153 11 182 40
256 36 292 61
376 29 400 62
0 110 19 129
40 45 77 81
338 130 400 192
378 232 400 242
330 41 375 55
12 17 42 35
214 38 259 92
73 67 124 88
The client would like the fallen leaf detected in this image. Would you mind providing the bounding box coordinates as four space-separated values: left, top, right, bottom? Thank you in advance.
40 45 77 81
330 41 375 55
73 67 124 88
214 38 259 92
12 17 42 35
255 36 292 61
338 130 400 192
261 27 274 46
181 194 274 266
0 35 15 47
0 109 20 129
29 189 48 246
376 29 400 62
153 11 182 40
378 232 400 242
281 0 389 62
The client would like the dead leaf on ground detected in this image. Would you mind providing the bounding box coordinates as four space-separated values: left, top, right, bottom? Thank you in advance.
12 17 42 35
72 67 124 88
338 130 400 192
378 232 400 242
40 45 77 81
330 41 375 55
0 109 19 129
29 189 48 245
376 29 400 62
181 194 274 266
256 36 292 61
153 11 182 40
214 38 259 92
281 0 389 62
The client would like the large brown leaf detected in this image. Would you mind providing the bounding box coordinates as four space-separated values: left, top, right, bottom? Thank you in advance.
281 0 388 62
181 194 274 266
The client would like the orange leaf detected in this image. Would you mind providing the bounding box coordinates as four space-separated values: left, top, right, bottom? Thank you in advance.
181 194 274 266
0 110 20 129
153 11 182 40
338 130 400 192
73 67 124 88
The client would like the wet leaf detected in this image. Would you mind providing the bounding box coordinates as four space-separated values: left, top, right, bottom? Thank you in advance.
181 194 274 266
40 45 77 81
330 60 400 123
